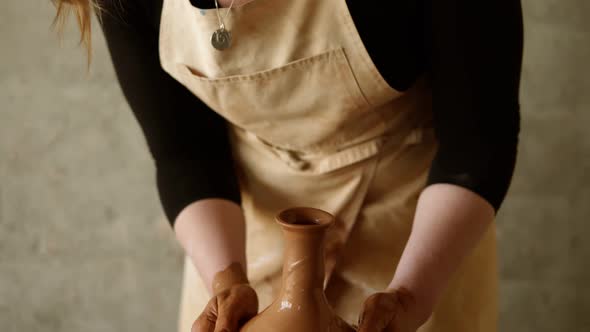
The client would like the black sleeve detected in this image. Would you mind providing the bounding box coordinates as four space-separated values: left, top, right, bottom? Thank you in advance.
424 0 524 212
96 1 241 226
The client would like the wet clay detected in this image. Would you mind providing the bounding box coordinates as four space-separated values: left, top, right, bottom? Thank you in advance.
240 207 356 332
212 262 249 295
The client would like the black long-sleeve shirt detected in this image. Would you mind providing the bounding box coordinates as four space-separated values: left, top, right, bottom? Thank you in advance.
97 0 523 226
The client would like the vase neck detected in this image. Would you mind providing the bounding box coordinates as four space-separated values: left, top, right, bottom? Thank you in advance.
279 228 326 296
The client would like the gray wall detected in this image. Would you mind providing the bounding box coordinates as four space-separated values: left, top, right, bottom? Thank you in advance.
497 1 590 330
1 1 588 331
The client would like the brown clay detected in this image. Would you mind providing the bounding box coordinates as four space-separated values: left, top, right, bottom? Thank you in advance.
212 262 249 295
241 207 356 332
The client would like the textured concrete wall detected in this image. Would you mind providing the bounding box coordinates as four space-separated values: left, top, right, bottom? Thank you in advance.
498 0 590 330
1 1 588 331
1 2 183 331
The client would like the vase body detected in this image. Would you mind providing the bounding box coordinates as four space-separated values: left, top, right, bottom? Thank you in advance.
240 207 356 332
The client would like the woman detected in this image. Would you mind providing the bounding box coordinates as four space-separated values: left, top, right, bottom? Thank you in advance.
53 0 523 331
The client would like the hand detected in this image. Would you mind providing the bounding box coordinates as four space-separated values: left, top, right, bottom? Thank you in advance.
357 288 431 332
192 283 258 332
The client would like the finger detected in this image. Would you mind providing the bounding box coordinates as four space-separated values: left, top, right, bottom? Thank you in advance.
357 293 396 332
358 310 390 332
230 286 259 322
213 316 235 332
192 310 216 332
215 287 258 332
213 300 239 332
193 297 220 332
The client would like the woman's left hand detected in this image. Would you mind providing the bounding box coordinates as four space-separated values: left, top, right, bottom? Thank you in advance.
357 288 431 332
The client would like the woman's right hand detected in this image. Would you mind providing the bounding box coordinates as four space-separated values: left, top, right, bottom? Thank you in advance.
192 283 259 332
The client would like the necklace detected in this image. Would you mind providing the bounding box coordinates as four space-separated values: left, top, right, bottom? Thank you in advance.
211 0 236 50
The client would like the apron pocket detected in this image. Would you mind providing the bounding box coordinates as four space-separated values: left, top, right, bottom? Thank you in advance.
175 47 373 150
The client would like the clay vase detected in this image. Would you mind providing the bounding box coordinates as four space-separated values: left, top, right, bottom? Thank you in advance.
240 207 356 332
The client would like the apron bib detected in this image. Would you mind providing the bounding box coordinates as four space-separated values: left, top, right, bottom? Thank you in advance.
158 0 497 331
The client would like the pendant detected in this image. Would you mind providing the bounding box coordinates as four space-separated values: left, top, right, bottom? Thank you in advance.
211 27 232 51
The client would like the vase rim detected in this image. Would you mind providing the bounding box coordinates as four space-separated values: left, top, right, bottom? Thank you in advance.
276 207 334 230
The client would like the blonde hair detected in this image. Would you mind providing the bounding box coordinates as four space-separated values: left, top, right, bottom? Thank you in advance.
52 0 102 66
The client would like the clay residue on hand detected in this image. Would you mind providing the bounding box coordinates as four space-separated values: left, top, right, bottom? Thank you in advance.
330 316 358 332
212 262 249 295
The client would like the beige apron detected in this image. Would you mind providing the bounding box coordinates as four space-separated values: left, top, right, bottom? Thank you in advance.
158 0 497 331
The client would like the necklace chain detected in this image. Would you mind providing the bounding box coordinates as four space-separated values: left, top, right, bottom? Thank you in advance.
214 0 236 30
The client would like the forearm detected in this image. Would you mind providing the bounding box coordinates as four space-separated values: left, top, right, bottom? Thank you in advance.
174 198 247 295
387 183 495 313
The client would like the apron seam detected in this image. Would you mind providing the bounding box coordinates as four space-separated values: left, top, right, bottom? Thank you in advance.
338 1 399 104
